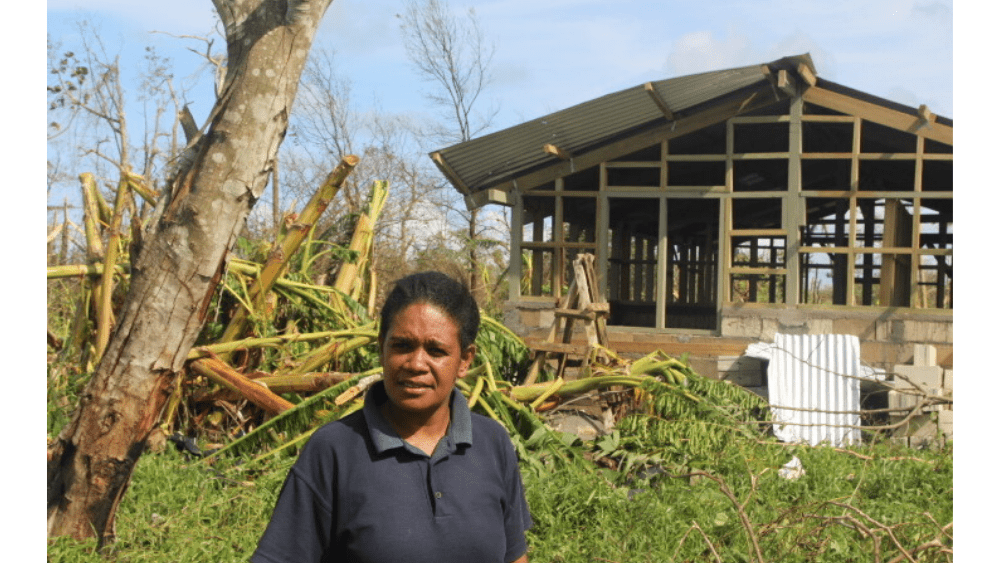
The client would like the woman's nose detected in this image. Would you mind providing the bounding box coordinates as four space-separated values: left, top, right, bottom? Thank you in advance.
404 347 430 370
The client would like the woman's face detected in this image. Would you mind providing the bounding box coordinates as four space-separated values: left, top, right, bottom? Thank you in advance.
379 302 475 419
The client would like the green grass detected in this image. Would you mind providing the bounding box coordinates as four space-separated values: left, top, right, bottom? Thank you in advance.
520 439 951 563
47 450 295 563
47 435 952 563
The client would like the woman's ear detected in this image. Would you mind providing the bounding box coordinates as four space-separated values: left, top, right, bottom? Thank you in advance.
458 344 477 378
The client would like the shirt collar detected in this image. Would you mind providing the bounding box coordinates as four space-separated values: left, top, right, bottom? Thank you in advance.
362 380 473 456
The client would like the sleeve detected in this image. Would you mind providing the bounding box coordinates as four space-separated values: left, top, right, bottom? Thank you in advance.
250 436 336 563
501 434 533 563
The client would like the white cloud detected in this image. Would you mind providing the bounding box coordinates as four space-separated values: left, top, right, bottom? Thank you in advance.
664 28 756 76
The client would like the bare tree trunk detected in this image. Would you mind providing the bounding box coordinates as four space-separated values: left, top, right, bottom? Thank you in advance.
46 0 334 544
469 206 479 298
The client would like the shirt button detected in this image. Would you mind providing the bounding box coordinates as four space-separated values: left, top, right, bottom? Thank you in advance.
434 492 443 499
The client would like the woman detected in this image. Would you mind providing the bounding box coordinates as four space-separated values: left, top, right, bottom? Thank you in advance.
251 271 532 563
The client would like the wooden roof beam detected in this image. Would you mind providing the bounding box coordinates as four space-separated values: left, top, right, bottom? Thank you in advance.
918 104 936 128
465 187 514 210
488 83 780 193
543 143 573 160
777 69 796 97
803 87 952 145
644 82 675 120
796 62 817 89
431 151 472 196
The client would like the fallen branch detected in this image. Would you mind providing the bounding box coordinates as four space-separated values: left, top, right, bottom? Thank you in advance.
690 520 723 563
687 470 765 563
190 356 294 415
217 155 359 350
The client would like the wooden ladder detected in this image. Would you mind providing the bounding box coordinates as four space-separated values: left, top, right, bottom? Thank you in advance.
523 254 609 385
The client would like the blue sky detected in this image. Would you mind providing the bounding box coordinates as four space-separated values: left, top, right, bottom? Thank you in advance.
46 0 954 143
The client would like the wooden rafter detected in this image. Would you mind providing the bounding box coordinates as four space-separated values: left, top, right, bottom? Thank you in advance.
430 151 472 195
802 87 952 145
918 104 936 128
778 69 796 97
644 82 675 120
490 84 779 194
543 143 572 160
796 62 817 88
466 187 514 209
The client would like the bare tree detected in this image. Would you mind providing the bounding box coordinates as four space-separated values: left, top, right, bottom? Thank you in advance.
284 47 455 289
398 0 498 300
47 0 336 544
47 21 194 213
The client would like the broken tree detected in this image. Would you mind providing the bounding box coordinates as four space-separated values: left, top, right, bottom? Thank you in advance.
47 0 341 544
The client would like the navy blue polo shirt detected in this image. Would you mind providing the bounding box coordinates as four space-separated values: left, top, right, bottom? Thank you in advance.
251 381 532 563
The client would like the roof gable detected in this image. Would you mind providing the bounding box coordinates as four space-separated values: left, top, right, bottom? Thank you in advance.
431 53 952 201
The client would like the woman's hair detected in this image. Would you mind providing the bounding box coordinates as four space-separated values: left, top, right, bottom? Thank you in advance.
379 271 480 350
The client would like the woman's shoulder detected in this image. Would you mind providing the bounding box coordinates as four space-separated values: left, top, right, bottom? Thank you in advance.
304 410 369 450
470 412 516 445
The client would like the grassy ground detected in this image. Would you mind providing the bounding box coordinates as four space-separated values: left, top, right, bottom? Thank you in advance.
46 434 952 562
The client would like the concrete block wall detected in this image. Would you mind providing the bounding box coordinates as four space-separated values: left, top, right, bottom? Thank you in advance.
885 344 953 448
721 306 953 372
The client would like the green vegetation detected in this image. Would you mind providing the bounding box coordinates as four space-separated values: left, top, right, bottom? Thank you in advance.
46 172 951 562
47 352 953 562
46 425 952 563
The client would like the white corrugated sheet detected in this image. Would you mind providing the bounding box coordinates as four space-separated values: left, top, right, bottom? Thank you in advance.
767 334 862 447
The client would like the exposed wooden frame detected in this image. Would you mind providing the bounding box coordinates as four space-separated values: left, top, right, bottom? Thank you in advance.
797 62 817 88
543 143 572 160
778 69 796 97
505 73 953 325
802 87 952 145
785 94 804 305
656 197 668 329
644 82 676 120
430 151 472 195
510 191 523 300
488 84 783 194
465 187 514 209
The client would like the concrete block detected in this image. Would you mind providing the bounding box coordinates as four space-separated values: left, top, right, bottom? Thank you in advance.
892 413 935 438
519 309 541 328
760 318 780 341
717 355 765 387
689 358 718 381
943 369 953 393
876 319 895 342
892 365 943 391
921 388 945 412
889 436 909 448
938 410 953 439
720 316 762 338
538 310 555 327
913 344 937 367
832 318 876 338
888 389 919 412
909 435 943 450
899 320 952 344
860 341 907 371
804 318 834 334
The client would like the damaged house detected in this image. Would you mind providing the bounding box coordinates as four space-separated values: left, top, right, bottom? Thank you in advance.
430 54 952 435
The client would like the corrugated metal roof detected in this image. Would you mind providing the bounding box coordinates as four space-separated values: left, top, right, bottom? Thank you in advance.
433 53 953 196
434 54 816 194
